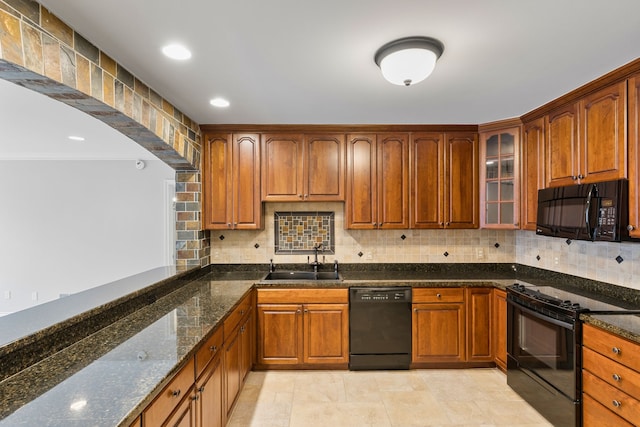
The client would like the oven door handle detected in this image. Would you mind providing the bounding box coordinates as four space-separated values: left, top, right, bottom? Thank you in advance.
507 298 575 330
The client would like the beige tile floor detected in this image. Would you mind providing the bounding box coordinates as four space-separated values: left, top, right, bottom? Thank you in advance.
227 369 554 427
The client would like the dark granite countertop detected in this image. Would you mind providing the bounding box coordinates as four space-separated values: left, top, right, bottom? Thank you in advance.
2 262 639 426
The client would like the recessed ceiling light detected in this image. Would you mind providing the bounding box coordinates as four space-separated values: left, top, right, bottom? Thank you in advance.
68 136 85 141
210 98 230 108
70 399 87 411
162 44 192 60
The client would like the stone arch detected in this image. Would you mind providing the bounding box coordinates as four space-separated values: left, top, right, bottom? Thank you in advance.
0 0 209 268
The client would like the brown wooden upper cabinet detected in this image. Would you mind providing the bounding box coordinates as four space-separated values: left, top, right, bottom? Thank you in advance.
410 132 478 229
628 73 640 238
346 133 409 229
521 117 545 231
479 125 520 229
261 133 345 201
202 133 262 230
545 81 627 187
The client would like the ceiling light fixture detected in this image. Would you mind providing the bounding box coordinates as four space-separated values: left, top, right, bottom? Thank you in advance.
162 44 192 60
210 97 230 108
67 136 85 141
374 36 444 87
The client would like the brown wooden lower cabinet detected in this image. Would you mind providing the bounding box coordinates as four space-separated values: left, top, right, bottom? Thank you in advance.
196 353 224 427
465 287 493 362
492 289 507 371
256 288 349 368
142 359 195 427
163 386 197 427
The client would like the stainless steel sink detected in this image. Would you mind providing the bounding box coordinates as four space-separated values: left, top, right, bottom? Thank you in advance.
261 271 342 281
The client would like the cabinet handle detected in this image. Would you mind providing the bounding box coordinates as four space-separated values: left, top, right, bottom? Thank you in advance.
445 222 450 226
613 400 622 408
304 194 308 198
414 308 417 312
227 223 231 228
612 374 622 382
298 194 303 198
304 309 308 313
628 225 635 231
436 293 442 298
199 386 205 393
578 174 584 179
192 395 199 401
296 309 301 314
171 389 181 398
612 347 622 355
572 175 578 180
210 345 218 352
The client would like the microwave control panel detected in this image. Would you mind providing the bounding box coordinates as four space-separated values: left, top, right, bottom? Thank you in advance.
598 198 616 235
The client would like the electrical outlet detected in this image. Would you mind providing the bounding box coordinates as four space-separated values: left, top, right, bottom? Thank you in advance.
554 257 559 265
366 251 373 260
213 250 220 260
31 291 38 301
477 248 484 259
3 291 10 299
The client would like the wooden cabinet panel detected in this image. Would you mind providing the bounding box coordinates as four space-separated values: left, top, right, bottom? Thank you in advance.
445 133 479 228
303 303 349 364
412 288 464 303
583 324 640 370
224 326 242 415
143 359 195 427
546 102 579 187
521 118 544 231
163 387 196 427
345 134 376 229
257 304 303 364
304 134 345 200
583 370 640 426
261 133 304 200
412 302 465 363
466 288 492 362
628 74 640 238
202 133 261 230
583 347 640 399
346 133 408 229
196 355 223 427
580 81 627 183
492 289 507 371
410 132 443 228
257 288 348 304
195 327 223 379
583 392 634 427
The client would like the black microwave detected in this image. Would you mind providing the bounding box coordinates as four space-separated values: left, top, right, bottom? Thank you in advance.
536 179 632 242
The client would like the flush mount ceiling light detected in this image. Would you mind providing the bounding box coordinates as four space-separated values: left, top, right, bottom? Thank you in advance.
374 36 444 86
210 97 230 108
162 43 192 60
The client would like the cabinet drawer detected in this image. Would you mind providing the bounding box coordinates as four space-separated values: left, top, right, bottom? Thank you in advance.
412 288 464 303
583 324 640 371
257 288 348 304
583 370 640 426
583 347 640 399
143 358 194 427
224 292 253 341
583 392 634 427
195 326 223 379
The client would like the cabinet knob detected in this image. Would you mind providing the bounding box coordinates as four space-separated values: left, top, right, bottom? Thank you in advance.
627 225 635 231
578 174 584 179
572 175 578 180
192 395 199 401
304 194 308 198
613 400 622 408
445 222 450 226
199 386 205 393
171 389 181 398
227 223 231 228
612 347 622 355
296 309 301 314
298 194 303 198
210 345 218 352
612 374 622 382
304 309 308 313
436 293 442 298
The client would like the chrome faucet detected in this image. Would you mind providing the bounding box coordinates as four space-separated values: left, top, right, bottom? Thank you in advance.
311 243 323 272
269 259 276 273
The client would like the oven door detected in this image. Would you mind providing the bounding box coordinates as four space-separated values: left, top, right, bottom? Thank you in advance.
507 298 577 399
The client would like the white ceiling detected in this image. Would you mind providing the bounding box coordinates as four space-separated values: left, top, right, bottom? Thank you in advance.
3 1 640 160
35 0 640 126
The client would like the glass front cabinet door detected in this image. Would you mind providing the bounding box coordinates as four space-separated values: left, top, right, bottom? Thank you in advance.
479 125 520 228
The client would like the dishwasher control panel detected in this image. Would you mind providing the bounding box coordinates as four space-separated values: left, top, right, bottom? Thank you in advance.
349 287 411 303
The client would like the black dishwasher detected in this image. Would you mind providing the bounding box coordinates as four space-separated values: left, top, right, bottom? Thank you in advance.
349 287 412 370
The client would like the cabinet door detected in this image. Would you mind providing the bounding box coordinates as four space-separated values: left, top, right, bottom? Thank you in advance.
466 288 493 362
521 118 545 231
304 134 345 201
239 311 253 382
232 134 262 229
163 388 196 427
546 102 579 187
412 303 465 363
196 356 223 427
143 359 195 427
346 134 377 229
224 328 241 416
445 133 479 228
579 81 627 184
480 128 519 229
410 133 444 228
377 133 409 228
256 304 303 365
629 74 640 238
492 289 507 371
202 133 232 229
303 303 349 365
261 134 304 201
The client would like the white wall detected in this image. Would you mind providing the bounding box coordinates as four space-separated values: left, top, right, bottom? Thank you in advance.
0 159 176 314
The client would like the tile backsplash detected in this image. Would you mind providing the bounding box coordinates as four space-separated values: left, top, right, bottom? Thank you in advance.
274 211 335 254
209 202 640 291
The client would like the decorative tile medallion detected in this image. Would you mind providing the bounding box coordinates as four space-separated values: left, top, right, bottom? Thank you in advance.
274 211 335 254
